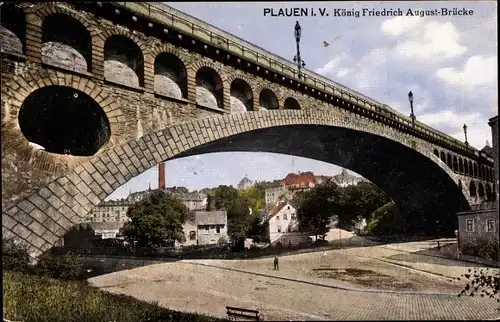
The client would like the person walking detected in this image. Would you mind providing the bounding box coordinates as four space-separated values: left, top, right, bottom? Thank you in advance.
273 254 279 271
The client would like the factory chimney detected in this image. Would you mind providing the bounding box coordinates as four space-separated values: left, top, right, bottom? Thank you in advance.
158 162 166 190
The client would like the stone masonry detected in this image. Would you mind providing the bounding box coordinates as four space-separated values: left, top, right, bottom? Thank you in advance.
0 2 495 257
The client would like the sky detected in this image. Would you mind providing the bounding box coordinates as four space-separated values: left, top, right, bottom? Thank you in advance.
106 1 497 200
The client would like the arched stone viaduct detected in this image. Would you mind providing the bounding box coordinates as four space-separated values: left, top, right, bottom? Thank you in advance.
0 2 495 257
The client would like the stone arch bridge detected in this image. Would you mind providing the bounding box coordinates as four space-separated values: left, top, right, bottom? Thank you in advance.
0 2 495 257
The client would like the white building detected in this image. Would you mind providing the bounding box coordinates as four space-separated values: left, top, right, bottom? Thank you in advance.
268 202 308 246
332 168 366 187
265 184 293 206
194 210 228 245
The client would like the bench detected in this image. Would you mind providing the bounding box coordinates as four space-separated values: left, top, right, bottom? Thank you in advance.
226 306 262 321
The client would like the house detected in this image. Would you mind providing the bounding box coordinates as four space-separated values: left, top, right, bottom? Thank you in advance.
268 202 309 246
457 115 499 255
283 171 316 192
265 184 293 206
171 191 207 210
194 210 228 245
332 168 365 187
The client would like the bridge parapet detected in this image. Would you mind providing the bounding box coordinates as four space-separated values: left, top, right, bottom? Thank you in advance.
112 2 481 157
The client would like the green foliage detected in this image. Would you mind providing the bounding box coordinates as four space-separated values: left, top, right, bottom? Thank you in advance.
34 252 86 281
460 239 500 261
3 271 224 322
227 197 253 244
454 268 499 306
297 182 339 239
2 238 31 272
214 185 239 210
247 217 270 243
238 186 265 214
290 191 306 209
365 202 404 235
121 190 189 247
217 236 228 245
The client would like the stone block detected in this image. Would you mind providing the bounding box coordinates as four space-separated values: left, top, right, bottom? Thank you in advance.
2 214 18 230
28 193 51 211
17 199 36 214
28 207 49 225
12 224 32 239
26 233 46 249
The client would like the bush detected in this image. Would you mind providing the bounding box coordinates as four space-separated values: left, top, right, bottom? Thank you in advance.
460 239 499 261
34 252 86 280
217 236 228 245
3 271 224 322
2 238 31 272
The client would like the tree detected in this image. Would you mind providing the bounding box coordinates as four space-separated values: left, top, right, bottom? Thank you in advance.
120 190 189 247
214 185 239 210
247 216 270 243
455 268 499 307
227 197 253 250
297 182 339 240
238 186 265 215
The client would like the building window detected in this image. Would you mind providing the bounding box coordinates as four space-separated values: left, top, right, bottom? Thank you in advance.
277 226 282 233
276 216 280 220
284 213 288 220
216 226 220 234
287 206 290 210
465 219 474 232
189 231 196 240
486 219 495 232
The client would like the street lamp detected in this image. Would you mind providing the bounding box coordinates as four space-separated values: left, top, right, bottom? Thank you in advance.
293 21 306 79
463 124 468 147
408 91 416 125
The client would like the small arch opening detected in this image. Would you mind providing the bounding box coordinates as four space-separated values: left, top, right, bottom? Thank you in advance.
433 149 439 157
486 184 494 201
41 13 92 73
284 97 301 110
446 154 452 169
440 151 446 163
469 181 477 197
230 79 253 113
473 163 478 178
259 89 278 110
452 155 458 172
104 35 144 87
154 52 187 99
478 183 485 199
196 66 223 109
468 161 473 177
18 85 111 156
0 4 26 55
458 158 464 174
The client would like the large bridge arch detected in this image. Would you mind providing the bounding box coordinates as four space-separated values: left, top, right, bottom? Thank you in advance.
2 110 472 257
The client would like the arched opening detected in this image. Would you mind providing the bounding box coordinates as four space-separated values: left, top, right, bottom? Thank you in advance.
259 89 278 110
433 149 439 157
478 183 485 199
452 156 458 172
18 85 111 156
195 66 223 109
446 154 452 169
154 52 187 99
284 97 301 110
440 151 446 163
468 161 473 177
0 4 26 55
104 35 144 87
41 14 92 73
464 160 469 175
469 181 477 197
473 163 478 178
489 168 493 182
479 166 484 180
230 79 253 113
458 179 462 190
458 158 464 174
486 184 493 201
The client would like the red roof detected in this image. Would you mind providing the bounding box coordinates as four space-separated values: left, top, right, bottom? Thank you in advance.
283 172 315 186
268 202 287 219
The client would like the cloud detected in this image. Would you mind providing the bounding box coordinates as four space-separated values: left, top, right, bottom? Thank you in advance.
418 110 482 127
436 55 498 87
381 16 423 36
394 21 467 60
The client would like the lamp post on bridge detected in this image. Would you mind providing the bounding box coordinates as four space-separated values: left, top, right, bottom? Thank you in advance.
293 21 306 79
463 124 469 147
408 91 416 126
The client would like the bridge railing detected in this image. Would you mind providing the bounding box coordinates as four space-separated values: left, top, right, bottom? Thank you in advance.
113 2 477 155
